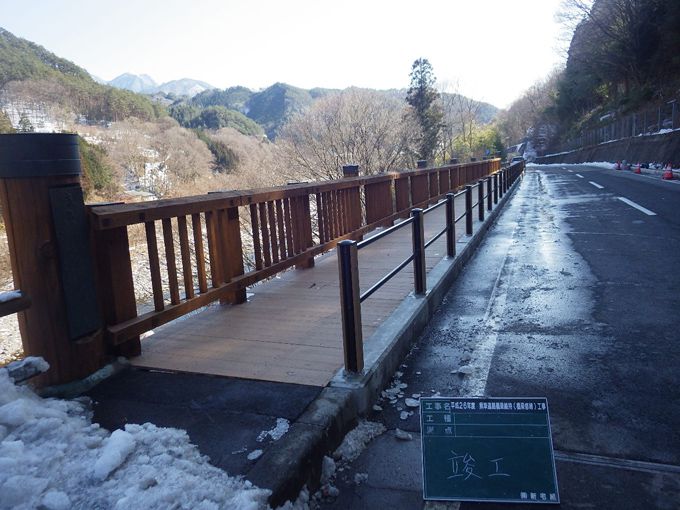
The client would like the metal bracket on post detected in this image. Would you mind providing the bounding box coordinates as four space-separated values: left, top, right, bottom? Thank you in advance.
465 185 473 235
411 208 426 295
338 240 363 373
445 193 456 258
478 181 485 222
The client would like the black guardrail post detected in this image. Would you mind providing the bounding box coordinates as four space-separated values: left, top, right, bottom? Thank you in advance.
500 170 505 198
465 185 473 235
337 240 363 373
411 208 426 295
446 193 456 258
478 181 485 221
494 173 499 204
487 177 493 211
504 169 508 193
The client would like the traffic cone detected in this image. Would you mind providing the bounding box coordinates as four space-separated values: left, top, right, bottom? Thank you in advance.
662 163 673 180
615 161 621 170
634 163 641 174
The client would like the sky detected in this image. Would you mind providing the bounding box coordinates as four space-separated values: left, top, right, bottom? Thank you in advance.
0 0 567 108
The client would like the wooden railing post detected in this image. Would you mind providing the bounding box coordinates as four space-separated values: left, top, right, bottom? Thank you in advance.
220 206 246 304
0 133 105 386
296 194 315 269
92 224 139 357
337 240 363 373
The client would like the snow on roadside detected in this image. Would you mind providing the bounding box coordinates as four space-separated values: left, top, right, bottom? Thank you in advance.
0 370 308 510
256 418 290 443
332 420 385 464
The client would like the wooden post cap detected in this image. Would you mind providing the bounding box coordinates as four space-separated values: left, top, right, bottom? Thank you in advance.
0 133 81 178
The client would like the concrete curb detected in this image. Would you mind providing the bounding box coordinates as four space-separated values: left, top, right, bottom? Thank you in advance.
252 172 524 507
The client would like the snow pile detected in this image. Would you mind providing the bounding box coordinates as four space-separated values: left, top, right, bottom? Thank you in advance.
256 418 290 443
0 370 278 510
332 420 385 463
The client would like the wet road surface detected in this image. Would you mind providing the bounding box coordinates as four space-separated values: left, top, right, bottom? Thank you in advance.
317 165 680 509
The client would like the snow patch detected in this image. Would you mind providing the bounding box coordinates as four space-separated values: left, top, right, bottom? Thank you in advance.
0 370 285 509
256 418 290 442
93 429 136 480
333 420 385 463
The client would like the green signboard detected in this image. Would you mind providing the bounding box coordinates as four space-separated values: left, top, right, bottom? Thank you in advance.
420 397 559 504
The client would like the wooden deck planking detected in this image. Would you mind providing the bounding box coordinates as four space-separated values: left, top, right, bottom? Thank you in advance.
132 202 460 386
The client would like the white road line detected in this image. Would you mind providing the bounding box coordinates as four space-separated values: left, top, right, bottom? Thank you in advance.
617 197 657 216
575 173 584 178
567 169 573 173
634 173 680 185
589 181 604 189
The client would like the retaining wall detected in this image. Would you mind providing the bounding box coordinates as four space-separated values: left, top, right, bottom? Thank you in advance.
536 129 680 165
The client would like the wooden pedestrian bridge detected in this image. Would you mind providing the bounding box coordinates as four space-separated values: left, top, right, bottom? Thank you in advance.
0 134 523 388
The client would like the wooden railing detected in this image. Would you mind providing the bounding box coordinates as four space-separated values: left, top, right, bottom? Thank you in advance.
89 159 501 351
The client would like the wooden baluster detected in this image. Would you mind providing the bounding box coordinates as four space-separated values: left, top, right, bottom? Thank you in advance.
321 192 332 242
283 198 294 255
162 218 180 305
267 201 279 264
205 210 223 287
258 202 271 267
145 221 165 311
176 216 194 300
315 193 325 244
290 196 302 254
348 185 362 231
275 199 287 260
249 204 263 270
191 213 208 293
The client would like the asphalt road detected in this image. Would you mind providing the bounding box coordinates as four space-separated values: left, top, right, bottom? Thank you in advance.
318 165 680 510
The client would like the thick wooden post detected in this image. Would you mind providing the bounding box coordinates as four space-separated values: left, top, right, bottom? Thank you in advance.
295 194 315 269
92 223 139 357
220 206 247 304
0 134 105 386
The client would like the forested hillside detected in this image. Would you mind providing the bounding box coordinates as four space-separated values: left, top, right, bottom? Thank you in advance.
0 27 161 122
499 0 680 155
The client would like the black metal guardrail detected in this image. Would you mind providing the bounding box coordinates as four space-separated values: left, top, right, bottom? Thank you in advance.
336 162 523 373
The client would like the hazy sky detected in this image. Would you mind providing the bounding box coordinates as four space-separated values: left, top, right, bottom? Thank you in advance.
1 0 566 108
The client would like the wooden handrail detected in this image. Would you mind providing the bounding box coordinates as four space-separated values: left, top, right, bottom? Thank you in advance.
90 159 502 348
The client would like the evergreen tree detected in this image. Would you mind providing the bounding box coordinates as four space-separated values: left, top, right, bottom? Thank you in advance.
406 58 443 162
17 112 34 132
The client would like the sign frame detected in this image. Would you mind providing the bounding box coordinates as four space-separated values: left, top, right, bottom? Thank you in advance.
420 396 560 504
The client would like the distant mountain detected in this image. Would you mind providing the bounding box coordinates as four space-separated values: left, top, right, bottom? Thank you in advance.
155 78 215 97
105 73 215 98
109 73 157 93
0 27 160 122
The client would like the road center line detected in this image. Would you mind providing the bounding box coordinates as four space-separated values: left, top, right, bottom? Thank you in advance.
617 197 657 216
589 181 604 189
575 173 584 178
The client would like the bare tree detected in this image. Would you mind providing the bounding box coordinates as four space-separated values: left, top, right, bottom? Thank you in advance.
278 88 417 181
